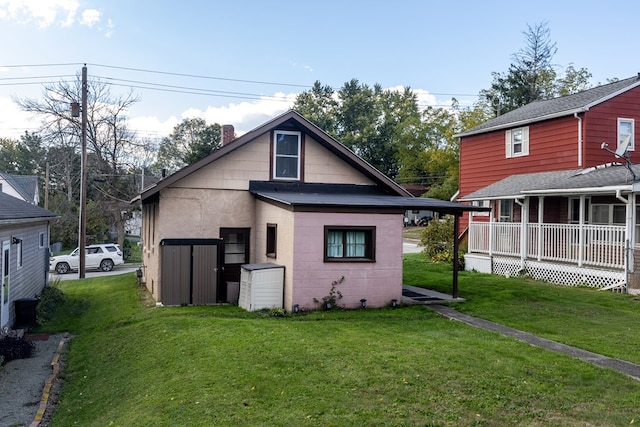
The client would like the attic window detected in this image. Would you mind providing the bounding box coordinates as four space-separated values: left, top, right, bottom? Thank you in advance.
273 130 301 180
505 127 529 158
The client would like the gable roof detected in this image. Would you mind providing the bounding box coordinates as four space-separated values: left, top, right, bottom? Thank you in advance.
455 75 640 138
460 163 640 200
0 172 39 204
0 192 57 224
140 110 412 202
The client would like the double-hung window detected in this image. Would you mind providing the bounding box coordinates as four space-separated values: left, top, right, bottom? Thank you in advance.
324 226 375 262
618 118 634 153
505 127 529 158
273 130 301 180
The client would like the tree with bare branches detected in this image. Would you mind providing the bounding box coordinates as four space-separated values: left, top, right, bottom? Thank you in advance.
14 71 147 248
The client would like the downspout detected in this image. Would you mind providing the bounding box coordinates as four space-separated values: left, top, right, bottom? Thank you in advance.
574 113 583 167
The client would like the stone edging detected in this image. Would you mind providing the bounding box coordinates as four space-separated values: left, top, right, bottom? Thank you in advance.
30 334 69 427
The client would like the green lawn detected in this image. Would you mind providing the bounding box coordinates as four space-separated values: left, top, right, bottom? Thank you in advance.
40 257 640 426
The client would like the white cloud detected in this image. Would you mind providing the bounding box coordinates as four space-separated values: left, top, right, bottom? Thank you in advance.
0 96 39 138
0 0 106 30
180 92 297 135
0 0 78 27
129 115 179 140
79 8 100 27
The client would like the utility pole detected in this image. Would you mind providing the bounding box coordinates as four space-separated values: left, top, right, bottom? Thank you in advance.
78 64 88 278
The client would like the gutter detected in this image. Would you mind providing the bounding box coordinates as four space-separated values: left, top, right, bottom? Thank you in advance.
521 184 632 196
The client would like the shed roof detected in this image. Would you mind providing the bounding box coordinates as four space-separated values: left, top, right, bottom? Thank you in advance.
249 181 489 215
455 75 640 138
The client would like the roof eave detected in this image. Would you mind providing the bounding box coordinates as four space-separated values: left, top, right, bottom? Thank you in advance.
454 108 586 138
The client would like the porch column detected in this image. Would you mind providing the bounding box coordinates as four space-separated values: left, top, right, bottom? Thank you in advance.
578 195 585 267
488 202 495 257
537 196 544 261
518 198 529 268
624 192 634 283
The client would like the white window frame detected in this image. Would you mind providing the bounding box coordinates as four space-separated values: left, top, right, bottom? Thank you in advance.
498 199 513 222
591 204 625 225
505 127 529 158
39 231 46 249
273 130 301 181
471 200 490 217
618 118 635 152
16 239 23 270
568 197 590 224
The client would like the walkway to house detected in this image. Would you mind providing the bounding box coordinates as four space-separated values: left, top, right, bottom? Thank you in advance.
402 285 640 381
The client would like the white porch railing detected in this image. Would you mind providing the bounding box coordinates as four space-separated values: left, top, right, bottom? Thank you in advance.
468 222 626 269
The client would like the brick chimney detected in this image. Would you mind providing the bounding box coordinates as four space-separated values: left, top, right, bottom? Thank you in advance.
222 124 235 146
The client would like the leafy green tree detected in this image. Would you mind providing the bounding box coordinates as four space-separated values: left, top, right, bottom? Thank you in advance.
0 132 45 175
295 79 420 179
155 118 221 173
479 22 592 116
293 81 337 134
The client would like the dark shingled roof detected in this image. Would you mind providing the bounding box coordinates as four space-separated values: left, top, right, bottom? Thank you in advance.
0 172 39 204
0 192 57 222
460 163 640 200
456 75 640 138
249 181 489 214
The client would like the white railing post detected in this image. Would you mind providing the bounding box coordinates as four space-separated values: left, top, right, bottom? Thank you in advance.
537 196 544 261
578 195 585 267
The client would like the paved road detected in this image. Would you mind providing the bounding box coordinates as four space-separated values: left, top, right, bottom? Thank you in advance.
403 240 422 254
49 265 139 281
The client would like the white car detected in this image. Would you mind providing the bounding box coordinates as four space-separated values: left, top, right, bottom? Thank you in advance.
50 244 124 274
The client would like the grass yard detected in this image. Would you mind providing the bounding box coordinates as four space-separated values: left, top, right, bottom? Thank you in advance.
39 258 640 426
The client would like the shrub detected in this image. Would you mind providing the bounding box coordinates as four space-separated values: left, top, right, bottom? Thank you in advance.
37 284 66 325
419 216 465 268
0 332 35 365
313 276 344 310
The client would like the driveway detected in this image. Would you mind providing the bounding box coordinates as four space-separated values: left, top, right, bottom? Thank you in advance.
49 265 139 281
403 240 422 254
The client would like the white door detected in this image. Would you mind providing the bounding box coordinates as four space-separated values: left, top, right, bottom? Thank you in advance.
1 241 10 329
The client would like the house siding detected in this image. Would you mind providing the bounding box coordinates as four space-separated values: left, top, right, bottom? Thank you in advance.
141 123 378 306
254 201 295 309
291 212 403 310
0 222 50 327
583 88 640 165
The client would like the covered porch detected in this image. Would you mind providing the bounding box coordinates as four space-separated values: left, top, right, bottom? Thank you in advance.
460 165 640 291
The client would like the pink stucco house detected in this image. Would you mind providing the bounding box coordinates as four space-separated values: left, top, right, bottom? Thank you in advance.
138 110 483 311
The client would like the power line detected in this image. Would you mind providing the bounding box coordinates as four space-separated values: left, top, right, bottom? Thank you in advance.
88 63 312 89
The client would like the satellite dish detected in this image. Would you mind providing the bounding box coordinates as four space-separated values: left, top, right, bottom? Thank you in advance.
615 134 632 158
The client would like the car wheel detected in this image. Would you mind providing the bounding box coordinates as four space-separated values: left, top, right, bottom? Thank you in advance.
100 259 114 272
55 262 70 274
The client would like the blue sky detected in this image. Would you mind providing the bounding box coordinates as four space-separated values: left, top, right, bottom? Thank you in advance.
1 0 639 139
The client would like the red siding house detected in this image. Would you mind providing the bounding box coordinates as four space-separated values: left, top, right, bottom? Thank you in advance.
456 75 640 293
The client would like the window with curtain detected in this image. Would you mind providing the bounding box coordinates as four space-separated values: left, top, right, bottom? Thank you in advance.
324 226 375 262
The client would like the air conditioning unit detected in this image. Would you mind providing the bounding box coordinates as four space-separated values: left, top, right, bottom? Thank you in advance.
238 263 284 311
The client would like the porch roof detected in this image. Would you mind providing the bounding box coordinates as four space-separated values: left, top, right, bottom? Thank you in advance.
460 163 640 201
249 181 490 215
